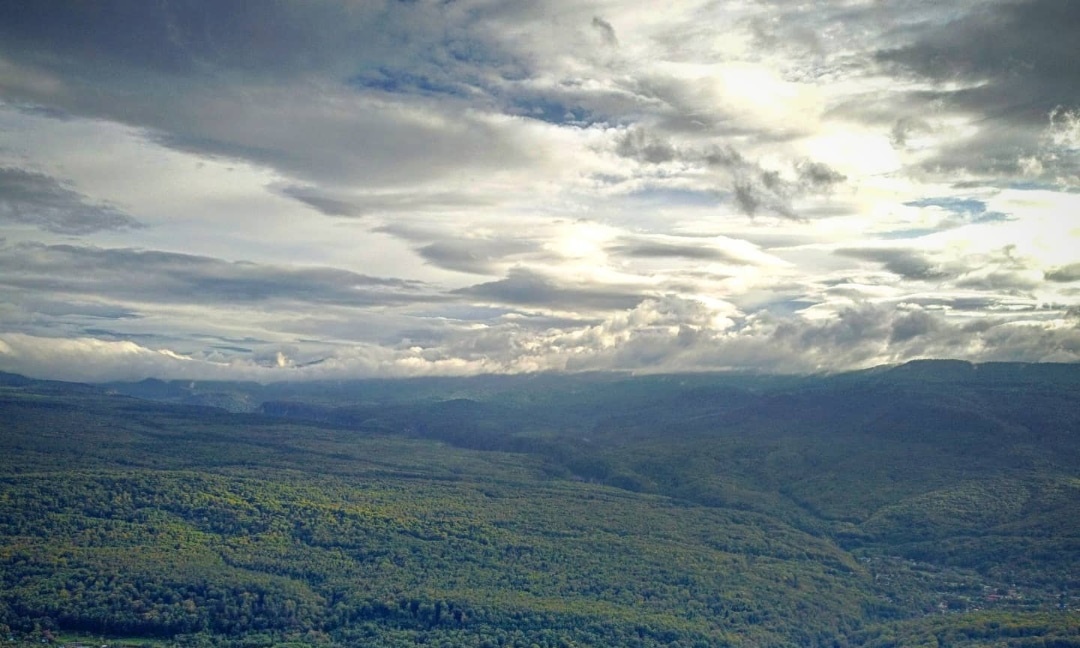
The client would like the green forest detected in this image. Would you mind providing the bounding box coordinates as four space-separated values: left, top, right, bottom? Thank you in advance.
1 361 1079 647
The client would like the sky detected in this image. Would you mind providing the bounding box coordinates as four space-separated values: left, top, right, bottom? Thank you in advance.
0 0 1077 382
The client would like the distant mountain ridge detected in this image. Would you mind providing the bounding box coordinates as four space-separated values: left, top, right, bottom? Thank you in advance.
5 358 1079 409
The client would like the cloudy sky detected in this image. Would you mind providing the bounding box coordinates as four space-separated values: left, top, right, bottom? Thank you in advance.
0 0 1077 382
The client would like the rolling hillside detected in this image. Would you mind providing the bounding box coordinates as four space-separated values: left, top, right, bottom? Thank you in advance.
1 361 1078 647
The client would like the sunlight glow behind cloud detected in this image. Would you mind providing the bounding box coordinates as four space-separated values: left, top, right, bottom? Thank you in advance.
0 0 1076 381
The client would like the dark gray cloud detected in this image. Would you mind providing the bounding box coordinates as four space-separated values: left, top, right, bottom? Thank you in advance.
455 268 647 311
22 299 141 321
416 239 538 275
973 317 1080 363
796 160 846 190
615 133 844 218
701 145 746 169
742 1 942 77
1046 263 1080 283
0 288 145 344
703 145 801 218
876 0 1080 119
0 0 436 80
281 185 497 219
0 1 538 189
615 129 678 164
954 271 1042 293
0 242 430 308
544 299 1080 375
374 223 542 274
890 116 933 147
757 302 1071 368
889 309 941 343
0 167 142 234
591 16 618 47
836 247 948 281
279 186 363 217
873 0 1080 177
732 180 788 219
774 302 892 351
606 239 746 263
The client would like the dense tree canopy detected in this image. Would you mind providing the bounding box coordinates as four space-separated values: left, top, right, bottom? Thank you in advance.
1 362 1079 646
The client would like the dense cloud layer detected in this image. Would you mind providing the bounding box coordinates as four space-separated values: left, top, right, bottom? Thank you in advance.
0 168 142 234
0 0 1076 381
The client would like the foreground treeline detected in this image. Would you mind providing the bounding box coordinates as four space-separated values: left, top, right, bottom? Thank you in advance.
0 461 866 646
1 362 1080 646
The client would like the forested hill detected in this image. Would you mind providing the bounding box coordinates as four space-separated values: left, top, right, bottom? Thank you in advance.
1 361 1079 647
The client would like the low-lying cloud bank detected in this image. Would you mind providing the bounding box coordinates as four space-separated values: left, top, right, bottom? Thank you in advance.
3 298 1076 383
